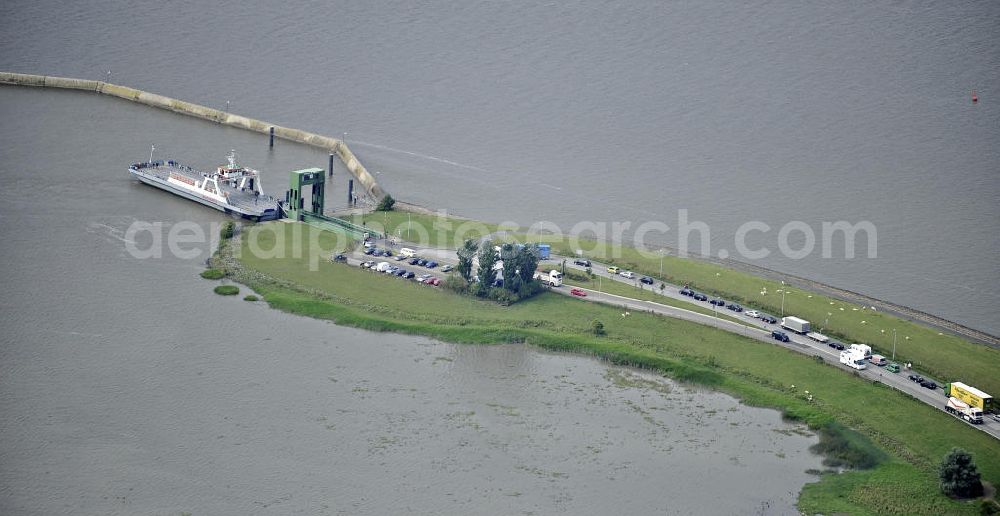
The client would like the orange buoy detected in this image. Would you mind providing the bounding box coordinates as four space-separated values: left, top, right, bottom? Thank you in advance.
972 90 978 102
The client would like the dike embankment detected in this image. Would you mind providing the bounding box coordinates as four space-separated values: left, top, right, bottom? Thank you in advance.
0 72 384 200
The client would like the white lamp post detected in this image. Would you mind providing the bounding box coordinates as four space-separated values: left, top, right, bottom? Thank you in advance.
780 281 787 317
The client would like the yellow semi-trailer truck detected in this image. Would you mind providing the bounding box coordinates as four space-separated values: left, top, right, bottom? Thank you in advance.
944 382 993 414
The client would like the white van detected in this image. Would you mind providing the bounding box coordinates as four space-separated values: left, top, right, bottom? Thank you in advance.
375 261 392 273
400 247 416 258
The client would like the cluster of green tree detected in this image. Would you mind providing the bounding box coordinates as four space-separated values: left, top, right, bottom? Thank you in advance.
934 446 1000 514
447 239 544 305
375 194 395 211
938 447 984 499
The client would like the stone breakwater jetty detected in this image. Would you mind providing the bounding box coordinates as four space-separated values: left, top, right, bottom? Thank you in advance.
0 72 384 200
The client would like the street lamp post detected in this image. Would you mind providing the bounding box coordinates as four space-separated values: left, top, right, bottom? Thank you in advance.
891 328 897 360
778 281 787 316
659 249 665 277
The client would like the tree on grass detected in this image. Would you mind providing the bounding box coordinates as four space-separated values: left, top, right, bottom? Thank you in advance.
376 194 396 211
939 447 983 499
500 243 519 292
456 239 478 283
475 240 498 295
591 319 606 336
517 245 540 287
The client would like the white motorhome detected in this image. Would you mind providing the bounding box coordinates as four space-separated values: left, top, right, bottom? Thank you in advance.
849 344 872 358
374 261 392 273
840 350 868 370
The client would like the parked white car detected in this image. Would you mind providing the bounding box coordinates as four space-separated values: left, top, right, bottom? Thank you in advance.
745 310 760 318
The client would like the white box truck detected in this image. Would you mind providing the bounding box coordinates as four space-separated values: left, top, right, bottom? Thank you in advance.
781 316 811 334
840 350 868 370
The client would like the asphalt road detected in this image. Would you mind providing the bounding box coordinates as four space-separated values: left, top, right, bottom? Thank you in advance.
340 241 1000 440
558 260 1000 440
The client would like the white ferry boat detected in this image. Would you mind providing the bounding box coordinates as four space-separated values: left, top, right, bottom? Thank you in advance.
129 149 281 220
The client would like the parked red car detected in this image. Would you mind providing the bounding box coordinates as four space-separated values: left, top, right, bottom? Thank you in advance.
570 288 587 297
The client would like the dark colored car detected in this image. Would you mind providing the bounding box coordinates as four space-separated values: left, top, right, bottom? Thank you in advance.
364 247 375 255
403 271 415 279
908 374 924 383
771 330 790 342
372 249 384 257
574 259 591 267
921 380 938 390
417 259 428 266
710 298 726 306
760 315 778 324
394 269 407 277
680 287 694 296
828 341 845 350
425 261 438 268
726 303 743 312
409 258 421 265
382 249 393 257
693 292 708 301
332 253 347 262
640 276 654 285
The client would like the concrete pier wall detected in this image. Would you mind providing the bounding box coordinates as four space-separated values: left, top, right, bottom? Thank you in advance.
0 72 385 199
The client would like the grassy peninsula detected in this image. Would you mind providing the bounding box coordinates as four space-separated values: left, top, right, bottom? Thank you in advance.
213 221 1000 515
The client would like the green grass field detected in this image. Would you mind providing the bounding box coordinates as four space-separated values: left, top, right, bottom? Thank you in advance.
330 210 1000 397
229 222 1000 515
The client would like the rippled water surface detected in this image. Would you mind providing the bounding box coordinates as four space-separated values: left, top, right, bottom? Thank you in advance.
2 0 997 332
